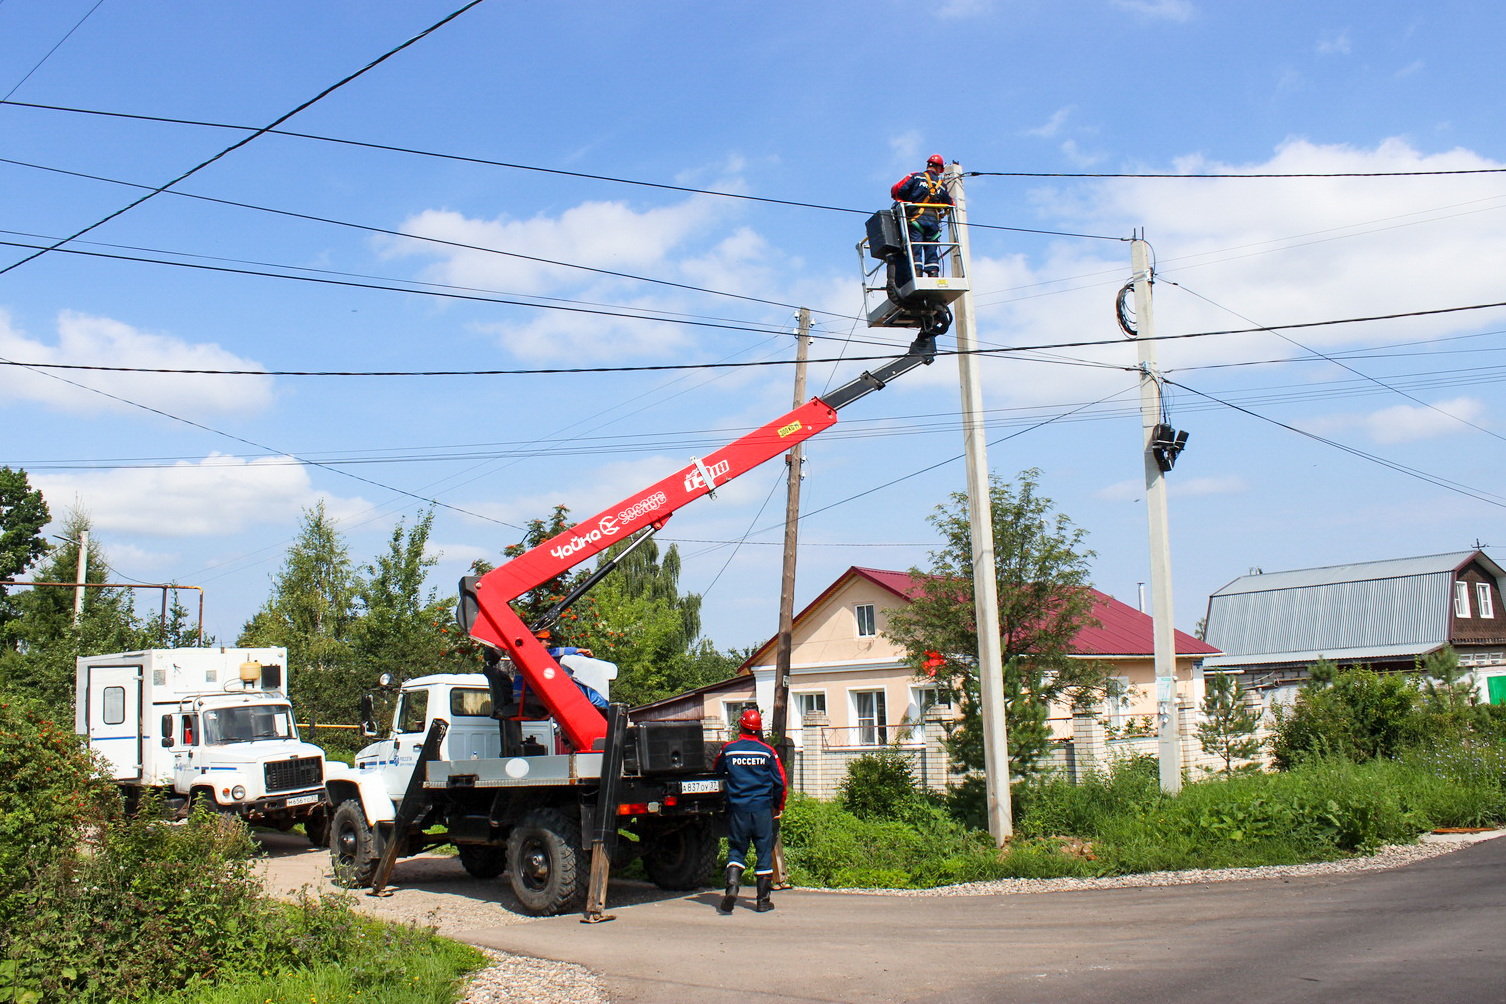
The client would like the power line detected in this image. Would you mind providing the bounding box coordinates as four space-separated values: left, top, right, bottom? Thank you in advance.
0 99 1125 242
8 297 1506 378
0 349 525 531
966 167 1506 179
0 154 835 317
2 0 107 102
1163 377 1506 509
0 0 489 277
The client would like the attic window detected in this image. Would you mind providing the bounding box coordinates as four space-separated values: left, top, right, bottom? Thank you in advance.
1477 582 1494 619
1455 581 1471 618
855 604 876 638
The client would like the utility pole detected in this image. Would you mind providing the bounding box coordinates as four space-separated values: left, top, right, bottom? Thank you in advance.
946 164 1013 842
72 529 89 626
1129 236 1183 794
770 309 811 743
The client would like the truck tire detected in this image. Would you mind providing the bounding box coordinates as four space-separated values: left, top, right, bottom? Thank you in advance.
330 800 384 888
506 808 584 915
458 843 507 879
642 817 718 890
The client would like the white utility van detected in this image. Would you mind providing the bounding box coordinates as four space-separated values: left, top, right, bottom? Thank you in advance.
76 647 329 840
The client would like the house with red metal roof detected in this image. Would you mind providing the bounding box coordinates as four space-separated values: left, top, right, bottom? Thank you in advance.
635 566 1220 759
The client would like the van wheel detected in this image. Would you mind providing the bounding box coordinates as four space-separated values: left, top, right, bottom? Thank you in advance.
506 808 584 915
458 843 507 879
330 801 384 888
642 818 718 890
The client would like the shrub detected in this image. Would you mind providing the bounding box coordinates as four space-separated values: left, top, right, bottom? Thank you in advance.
1271 667 1425 767
838 749 927 823
1014 754 1161 838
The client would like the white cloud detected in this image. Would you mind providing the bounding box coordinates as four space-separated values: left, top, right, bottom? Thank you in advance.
1096 479 1141 502
385 194 728 298
1170 475 1250 497
1316 30 1351 56
470 304 693 362
938 0 991 16
0 310 274 417
1025 108 1075 139
977 138 1506 410
1396 60 1424 78
1366 398 1485 443
32 455 368 536
889 131 924 166
1111 0 1194 21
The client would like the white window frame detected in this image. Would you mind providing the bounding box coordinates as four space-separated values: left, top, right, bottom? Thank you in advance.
1105 676 1133 729
854 603 877 638
852 688 888 746
1455 580 1472 618
908 684 948 719
793 691 827 722
722 700 757 730
1476 582 1494 619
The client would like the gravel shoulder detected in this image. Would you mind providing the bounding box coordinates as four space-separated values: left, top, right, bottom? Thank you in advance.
253 828 1503 1004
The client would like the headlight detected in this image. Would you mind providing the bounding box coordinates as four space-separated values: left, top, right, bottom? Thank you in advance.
231 785 247 800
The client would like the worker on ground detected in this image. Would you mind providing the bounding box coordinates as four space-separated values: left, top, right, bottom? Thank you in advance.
713 707 786 914
893 154 953 277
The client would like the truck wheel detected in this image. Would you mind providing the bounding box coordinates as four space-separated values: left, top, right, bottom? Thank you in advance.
304 806 330 848
506 808 584 915
458 843 507 879
642 818 718 891
330 800 384 888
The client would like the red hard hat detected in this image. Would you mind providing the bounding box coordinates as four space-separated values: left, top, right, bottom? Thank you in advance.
739 707 763 733
927 154 945 170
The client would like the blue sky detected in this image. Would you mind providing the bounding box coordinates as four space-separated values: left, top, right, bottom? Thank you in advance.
4 0 1506 654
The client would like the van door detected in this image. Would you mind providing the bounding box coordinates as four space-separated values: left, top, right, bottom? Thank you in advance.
86 664 142 779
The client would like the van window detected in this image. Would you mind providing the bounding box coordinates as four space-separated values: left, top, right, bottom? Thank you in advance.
450 688 493 718
397 690 429 734
102 686 126 725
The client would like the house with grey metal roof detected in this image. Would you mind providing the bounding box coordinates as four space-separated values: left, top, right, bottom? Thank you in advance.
1202 549 1506 706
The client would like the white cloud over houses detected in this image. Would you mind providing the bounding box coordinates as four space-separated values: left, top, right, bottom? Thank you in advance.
32 455 368 537
0 310 274 417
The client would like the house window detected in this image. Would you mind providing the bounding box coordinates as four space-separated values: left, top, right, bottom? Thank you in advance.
853 689 887 745
1105 677 1133 730
793 692 826 723
908 685 948 720
723 700 757 730
1476 582 1494 619
1455 581 1471 618
855 604 877 638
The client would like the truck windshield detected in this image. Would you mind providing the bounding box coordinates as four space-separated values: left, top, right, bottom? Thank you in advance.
201 705 297 745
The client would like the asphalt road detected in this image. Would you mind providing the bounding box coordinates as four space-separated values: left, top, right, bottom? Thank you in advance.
464 837 1506 1004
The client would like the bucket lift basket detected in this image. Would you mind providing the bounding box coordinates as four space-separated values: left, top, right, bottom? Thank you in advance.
857 203 970 331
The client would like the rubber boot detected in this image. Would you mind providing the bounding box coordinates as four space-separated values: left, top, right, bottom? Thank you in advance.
754 875 774 912
719 864 743 914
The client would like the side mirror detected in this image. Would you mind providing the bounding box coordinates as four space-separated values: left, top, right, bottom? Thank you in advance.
161 736 174 748
358 694 377 737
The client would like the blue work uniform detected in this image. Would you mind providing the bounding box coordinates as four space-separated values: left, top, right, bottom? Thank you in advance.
512 646 610 710
895 170 953 274
713 734 787 876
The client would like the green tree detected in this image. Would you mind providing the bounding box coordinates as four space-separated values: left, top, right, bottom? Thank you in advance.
351 510 462 685
238 501 358 724
576 537 738 705
1196 672 1265 775
1270 664 1424 768
885 469 1115 788
0 466 50 643
0 509 148 714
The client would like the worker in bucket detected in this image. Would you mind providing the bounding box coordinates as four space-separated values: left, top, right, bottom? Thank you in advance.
713 707 787 913
893 154 953 277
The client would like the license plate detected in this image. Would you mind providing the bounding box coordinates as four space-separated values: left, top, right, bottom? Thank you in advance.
285 793 319 807
679 780 721 794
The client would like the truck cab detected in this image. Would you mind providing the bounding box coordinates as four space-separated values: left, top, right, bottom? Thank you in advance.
77 647 330 839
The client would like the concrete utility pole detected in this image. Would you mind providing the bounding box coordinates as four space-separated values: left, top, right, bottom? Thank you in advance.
946 165 1013 842
1129 236 1183 794
770 309 811 743
72 529 89 626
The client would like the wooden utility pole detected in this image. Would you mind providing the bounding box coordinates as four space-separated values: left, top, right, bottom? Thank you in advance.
945 165 1013 843
1130 236 1184 794
770 308 810 742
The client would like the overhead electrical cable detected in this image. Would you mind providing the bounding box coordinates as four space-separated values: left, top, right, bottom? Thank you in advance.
10 298 1506 378
0 0 490 277
1161 279 1506 447
0 155 838 317
0 99 1124 241
2 0 108 102
1163 377 1506 509
966 167 1506 179
0 349 525 531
